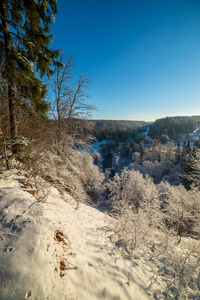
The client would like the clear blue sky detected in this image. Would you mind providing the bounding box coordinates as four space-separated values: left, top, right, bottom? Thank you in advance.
51 0 200 121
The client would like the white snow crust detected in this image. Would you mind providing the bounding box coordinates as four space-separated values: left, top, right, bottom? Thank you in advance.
0 170 153 300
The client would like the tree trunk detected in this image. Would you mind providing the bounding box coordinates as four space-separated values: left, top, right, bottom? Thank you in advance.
0 0 18 138
8 83 17 137
3 137 10 170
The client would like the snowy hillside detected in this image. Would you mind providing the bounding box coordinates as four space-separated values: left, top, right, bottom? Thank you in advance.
0 169 154 300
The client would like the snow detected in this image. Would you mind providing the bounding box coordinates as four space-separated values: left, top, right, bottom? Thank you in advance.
0 169 153 300
90 140 108 154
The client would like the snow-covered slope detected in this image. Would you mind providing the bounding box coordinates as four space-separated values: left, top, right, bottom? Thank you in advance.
0 170 153 300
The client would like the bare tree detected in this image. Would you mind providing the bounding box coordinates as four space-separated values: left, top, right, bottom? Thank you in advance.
52 54 96 146
52 54 74 141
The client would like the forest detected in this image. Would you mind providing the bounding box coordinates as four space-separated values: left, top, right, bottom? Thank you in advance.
148 116 200 140
0 1 200 299
93 116 200 143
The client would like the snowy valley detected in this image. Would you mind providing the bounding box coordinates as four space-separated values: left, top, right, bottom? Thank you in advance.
0 133 200 300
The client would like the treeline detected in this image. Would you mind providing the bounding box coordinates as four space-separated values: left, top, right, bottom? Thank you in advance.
93 123 149 142
93 116 200 144
148 116 200 140
93 119 148 129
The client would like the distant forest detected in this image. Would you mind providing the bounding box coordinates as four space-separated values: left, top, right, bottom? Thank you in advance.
92 120 148 142
93 116 200 143
93 120 148 129
148 116 200 140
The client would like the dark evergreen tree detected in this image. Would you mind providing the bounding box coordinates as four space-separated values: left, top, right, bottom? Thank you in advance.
186 140 191 155
132 140 136 152
194 138 200 150
180 140 187 165
183 140 187 150
175 140 181 163
183 142 200 189
125 140 130 156
152 136 160 148
160 134 169 145
151 137 161 162
0 0 59 137
94 153 98 166
139 141 144 161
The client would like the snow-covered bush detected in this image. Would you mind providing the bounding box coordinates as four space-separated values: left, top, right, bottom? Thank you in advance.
113 141 183 185
162 163 183 185
106 169 166 253
107 169 165 225
79 151 105 203
107 169 147 209
126 159 182 185
155 239 200 299
22 135 105 205
158 181 200 240
107 169 200 299
142 160 171 183
43 147 105 204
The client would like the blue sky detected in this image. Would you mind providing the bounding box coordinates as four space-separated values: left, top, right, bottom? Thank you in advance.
51 0 200 121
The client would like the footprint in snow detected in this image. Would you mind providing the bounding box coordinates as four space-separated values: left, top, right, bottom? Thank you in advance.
25 291 32 298
6 246 13 252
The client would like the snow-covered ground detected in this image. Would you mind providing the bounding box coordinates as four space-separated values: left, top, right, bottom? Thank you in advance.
0 169 154 300
88 140 109 157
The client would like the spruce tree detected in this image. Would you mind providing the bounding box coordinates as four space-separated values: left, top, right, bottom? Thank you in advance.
132 140 136 152
186 140 191 155
0 0 59 137
139 141 144 161
176 140 181 163
125 140 130 156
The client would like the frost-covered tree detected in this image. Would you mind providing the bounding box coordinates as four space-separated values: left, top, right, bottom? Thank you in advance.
27 139 105 205
183 147 200 189
159 182 200 241
108 169 150 211
141 175 164 229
